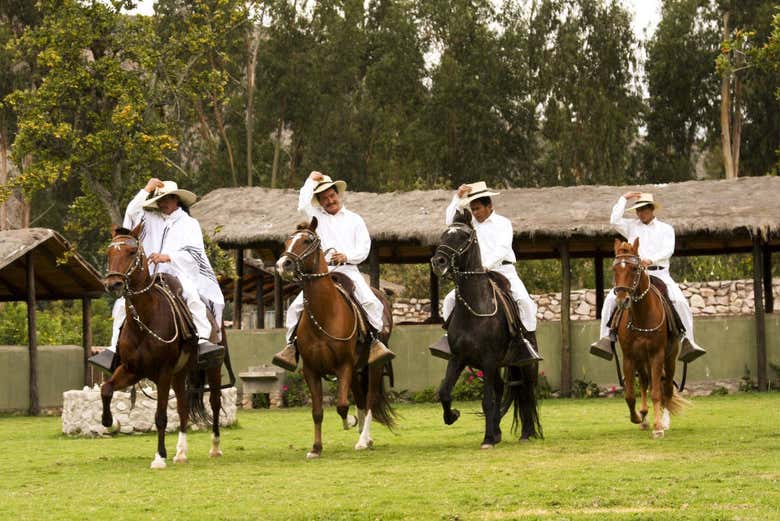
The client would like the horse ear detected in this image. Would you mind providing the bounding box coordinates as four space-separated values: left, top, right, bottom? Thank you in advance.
613 238 622 255
632 237 640 254
455 209 473 227
309 216 318 232
131 221 144 239
111 224 120 238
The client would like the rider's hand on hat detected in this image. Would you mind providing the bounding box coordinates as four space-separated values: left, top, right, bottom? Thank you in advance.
457 184 472 198
622 191 642 200
144 178 165 193
149 253 171 264
309 171 325 182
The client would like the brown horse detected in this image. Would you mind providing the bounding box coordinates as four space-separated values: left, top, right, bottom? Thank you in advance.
276 218 396 459
101 223 226 468
613 238 689 438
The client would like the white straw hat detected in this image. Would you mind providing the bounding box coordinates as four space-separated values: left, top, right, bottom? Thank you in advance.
625 193 661 212
142 181 197 209
311 175 347 206
458 181 500 208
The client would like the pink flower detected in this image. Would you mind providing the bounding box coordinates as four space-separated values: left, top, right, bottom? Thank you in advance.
282 385 289 392
476 370 484 378
610 386 616 393
467 376 474 383
539 371 545 377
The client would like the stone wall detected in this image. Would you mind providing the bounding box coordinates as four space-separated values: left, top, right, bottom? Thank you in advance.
62 385 237 437
392 278 780 324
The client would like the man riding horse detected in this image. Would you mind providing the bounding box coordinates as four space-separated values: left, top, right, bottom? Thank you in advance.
272 171 395 371
89 178 224 371
590 192 707 364
429 181 541 365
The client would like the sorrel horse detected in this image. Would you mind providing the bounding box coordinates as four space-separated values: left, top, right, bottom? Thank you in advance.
430 210 541 448
276 218 395 459
612 238 689 438
101 223 227 468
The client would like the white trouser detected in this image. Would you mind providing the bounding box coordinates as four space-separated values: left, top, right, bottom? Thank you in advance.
599 268 694 342
108 275 213 351
285 265 384 342
442 264 537 332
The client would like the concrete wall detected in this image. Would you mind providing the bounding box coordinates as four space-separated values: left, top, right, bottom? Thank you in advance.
225 314 780 392
0 345 84 412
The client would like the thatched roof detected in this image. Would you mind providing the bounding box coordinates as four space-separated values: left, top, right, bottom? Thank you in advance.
0 228 105 301
192 177 780 261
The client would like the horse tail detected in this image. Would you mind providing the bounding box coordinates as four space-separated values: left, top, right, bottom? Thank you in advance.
503 364 543 439
665 388 691 415
186 366 211 426
362 362 398 431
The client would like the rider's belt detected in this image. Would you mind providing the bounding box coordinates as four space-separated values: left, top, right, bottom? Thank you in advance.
646 266 666 271
501 261 513 265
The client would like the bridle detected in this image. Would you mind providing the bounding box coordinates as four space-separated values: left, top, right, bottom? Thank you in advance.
433 223 498 317
612 252 665 333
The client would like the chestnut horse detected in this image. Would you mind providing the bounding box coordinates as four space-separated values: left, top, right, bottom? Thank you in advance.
613 238 689 438
430 210 541 448
276 218 395 459
101 223 227 468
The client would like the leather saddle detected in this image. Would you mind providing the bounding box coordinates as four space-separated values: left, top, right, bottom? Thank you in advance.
155 274 204 344
330 272 370 342
648 275 685 339
487 271 524 338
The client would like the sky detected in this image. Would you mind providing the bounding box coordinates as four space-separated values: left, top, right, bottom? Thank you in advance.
126 1 662 39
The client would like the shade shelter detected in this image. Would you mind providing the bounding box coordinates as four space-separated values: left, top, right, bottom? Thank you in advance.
0 228 105 414
192 176 779 394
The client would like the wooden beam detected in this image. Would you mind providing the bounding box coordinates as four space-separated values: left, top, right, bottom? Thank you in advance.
26 252 39 416
762 241 773 313
233 249 244 330
82 298 92 386
255 273 265 329
369 244 380 289
274 269 284 329
559 241 572 398
594 252 605 320
752 238 767 391
429 263 441 322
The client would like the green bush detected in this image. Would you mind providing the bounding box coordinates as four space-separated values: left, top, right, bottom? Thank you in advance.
451 367 484 401
0 298 113 346
413 386 438 403
282 370 310 407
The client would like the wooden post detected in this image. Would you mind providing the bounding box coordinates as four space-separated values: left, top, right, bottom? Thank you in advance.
560 242 572 398
233 248 244 330
762 241 773 313
274 269 284 328
429 263 441 322
82 298 92 386
26 252 39 416
369 244 380 289
752 237 767 391
594 252 605 320
255 273 265 329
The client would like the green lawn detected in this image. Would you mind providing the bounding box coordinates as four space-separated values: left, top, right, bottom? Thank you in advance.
1 394 778 520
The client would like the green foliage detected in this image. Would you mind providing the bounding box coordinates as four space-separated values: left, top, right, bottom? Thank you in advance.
451 367 485 401
571 378 601 399
412 385 439 404
0 298 113 346
282 370 310 407
710 385 730 396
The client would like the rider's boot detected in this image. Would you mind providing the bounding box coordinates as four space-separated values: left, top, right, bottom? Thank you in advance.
428 334 452 360
272 342 298 372
589 333 615 361
368 325 395 366
197 338 225 367
87 349 118 374
503 331 543 367
678 337 706 363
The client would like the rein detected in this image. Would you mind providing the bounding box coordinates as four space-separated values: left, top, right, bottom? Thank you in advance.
435 223 498 317
613 253 665 333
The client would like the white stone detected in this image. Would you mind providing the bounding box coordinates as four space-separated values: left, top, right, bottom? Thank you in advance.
689 294 705 308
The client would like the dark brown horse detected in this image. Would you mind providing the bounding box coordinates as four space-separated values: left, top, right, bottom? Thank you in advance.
101 223 226 468
613 238 689 438
276 218 395 459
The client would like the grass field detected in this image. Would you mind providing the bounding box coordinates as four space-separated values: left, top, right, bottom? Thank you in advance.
1 394 779 520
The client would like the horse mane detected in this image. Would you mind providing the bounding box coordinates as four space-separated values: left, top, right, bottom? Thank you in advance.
616 242 632 254
296 221 309 231
114 226 132 236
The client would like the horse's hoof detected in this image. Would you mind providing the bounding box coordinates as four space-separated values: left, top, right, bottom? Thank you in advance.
107 419 120 434
150 454 167 469
652 430 665 439
639 421 650 431
444 409 460 425
208 448 223 458
344 414 358 430
306 451 320 460
480 443 495 450
355 440 372 451
173 453 188 464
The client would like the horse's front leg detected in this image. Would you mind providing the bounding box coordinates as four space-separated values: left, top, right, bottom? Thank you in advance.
302 365 324 459
334 365 357 431
480 365 498 449
439 359 466 426
172 374 188 464
151 372 173 469
207 365 223 457
638 368 650 431
492 369 505 444
650 353 665 439
100 365 140 432
622 355 641 424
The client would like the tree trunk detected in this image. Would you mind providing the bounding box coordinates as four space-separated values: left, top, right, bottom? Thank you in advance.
720 10 736 179
0 124 7 230
214 102 238 187
245 21 261 187
731 61 743 178
270 118 283 189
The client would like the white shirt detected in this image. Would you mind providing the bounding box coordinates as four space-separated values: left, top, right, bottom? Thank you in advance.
610 196 674 268
445 194 516 270
298 179 371 266
124 189 224 307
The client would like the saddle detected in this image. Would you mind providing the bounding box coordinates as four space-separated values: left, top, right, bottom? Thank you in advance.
330 272 370 342
609 275 685 340
487 271 524 338
155 274 199 343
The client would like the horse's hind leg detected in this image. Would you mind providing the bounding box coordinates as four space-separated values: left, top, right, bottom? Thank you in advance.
302 366 324 459
207 366 223 457
356 364 384 451
335 365 357 430
622 357 642 425
638 368 650 431
350 376 367 432
100 365 140 433
172 374 189 464
151 372 173 469
492 371 505 444
650 353 665 438
439 359 466 425
481 366 500 449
